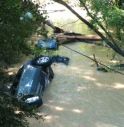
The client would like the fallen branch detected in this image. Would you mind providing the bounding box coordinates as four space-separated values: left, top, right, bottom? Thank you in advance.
45 20 64 33
93 54 99 67
45 20 102 43
56 33 102 44
62 45 124 75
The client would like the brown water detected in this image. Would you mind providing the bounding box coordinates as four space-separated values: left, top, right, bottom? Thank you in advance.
29 2 124 125
29 42 124 127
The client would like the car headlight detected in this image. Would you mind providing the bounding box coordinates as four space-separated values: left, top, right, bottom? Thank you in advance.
25 96 39 103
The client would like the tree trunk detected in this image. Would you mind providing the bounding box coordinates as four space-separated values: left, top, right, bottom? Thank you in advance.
54 0 124 57
45 20 64 33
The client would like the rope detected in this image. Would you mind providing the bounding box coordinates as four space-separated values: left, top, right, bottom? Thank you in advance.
62 45 124 75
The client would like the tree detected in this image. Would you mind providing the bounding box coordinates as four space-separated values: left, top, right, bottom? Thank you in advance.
0 0 46 67
0 92 28 127
53 0 124 57
0 0 46 127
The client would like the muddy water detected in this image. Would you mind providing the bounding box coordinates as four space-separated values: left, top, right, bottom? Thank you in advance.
29 42 124 127
29 2 124 126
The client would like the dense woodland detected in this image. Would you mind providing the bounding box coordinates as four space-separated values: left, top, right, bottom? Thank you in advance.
0 0 124 127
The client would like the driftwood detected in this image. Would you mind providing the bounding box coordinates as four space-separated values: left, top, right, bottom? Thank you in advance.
45 20 102 44
55 33 102 44
93 54 99 67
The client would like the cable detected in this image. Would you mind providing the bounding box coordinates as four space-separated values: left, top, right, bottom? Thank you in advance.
62 45 124 75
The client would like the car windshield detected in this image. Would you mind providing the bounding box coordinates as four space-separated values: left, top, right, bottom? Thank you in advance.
17 65 38 97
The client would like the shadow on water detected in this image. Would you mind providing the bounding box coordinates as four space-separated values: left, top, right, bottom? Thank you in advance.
29 43 124 127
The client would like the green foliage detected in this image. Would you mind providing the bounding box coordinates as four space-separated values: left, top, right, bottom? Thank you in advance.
107 7 124 27
0 0 46 66
80 0 124 47
0 0 46 127
89 0 124 29
31 46 56 57
0 91 41 127
0 92 28 127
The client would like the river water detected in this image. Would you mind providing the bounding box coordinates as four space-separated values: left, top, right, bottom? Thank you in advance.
29 2 124 126
29 42 124 127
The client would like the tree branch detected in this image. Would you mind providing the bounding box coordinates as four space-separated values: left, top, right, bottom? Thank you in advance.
53 0 124 57
81 1 123 52
62 45 124 75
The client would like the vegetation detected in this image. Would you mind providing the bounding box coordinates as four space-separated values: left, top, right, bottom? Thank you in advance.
54 0 124 57
80 0 124 51
0 0 124 126
0 0 46 127
0 92 28 127
0 0 46 67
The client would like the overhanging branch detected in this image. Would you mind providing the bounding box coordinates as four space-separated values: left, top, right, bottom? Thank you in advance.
53 0 124 57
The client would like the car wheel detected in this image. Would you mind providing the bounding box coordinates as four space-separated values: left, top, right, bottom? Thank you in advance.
33 56 52 67
37 57 49 64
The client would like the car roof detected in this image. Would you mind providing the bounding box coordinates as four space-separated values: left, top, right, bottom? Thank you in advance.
17 64 42 97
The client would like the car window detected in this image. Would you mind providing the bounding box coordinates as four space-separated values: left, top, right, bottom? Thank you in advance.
17 65 38 96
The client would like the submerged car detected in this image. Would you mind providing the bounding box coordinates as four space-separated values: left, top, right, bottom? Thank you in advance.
10 56 54 107
36 38 58 50
10 55 69 107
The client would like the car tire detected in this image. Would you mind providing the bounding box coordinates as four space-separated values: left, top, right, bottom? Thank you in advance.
33 56 52 67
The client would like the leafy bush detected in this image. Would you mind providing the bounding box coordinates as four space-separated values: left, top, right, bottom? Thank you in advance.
0 0 46 126
0 92 28 127
0 0 46 66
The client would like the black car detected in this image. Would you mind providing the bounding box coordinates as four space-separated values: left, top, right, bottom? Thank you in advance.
10 55 69 107
10 56 54 107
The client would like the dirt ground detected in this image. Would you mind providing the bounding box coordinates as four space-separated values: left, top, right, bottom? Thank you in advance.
29 43 124 127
